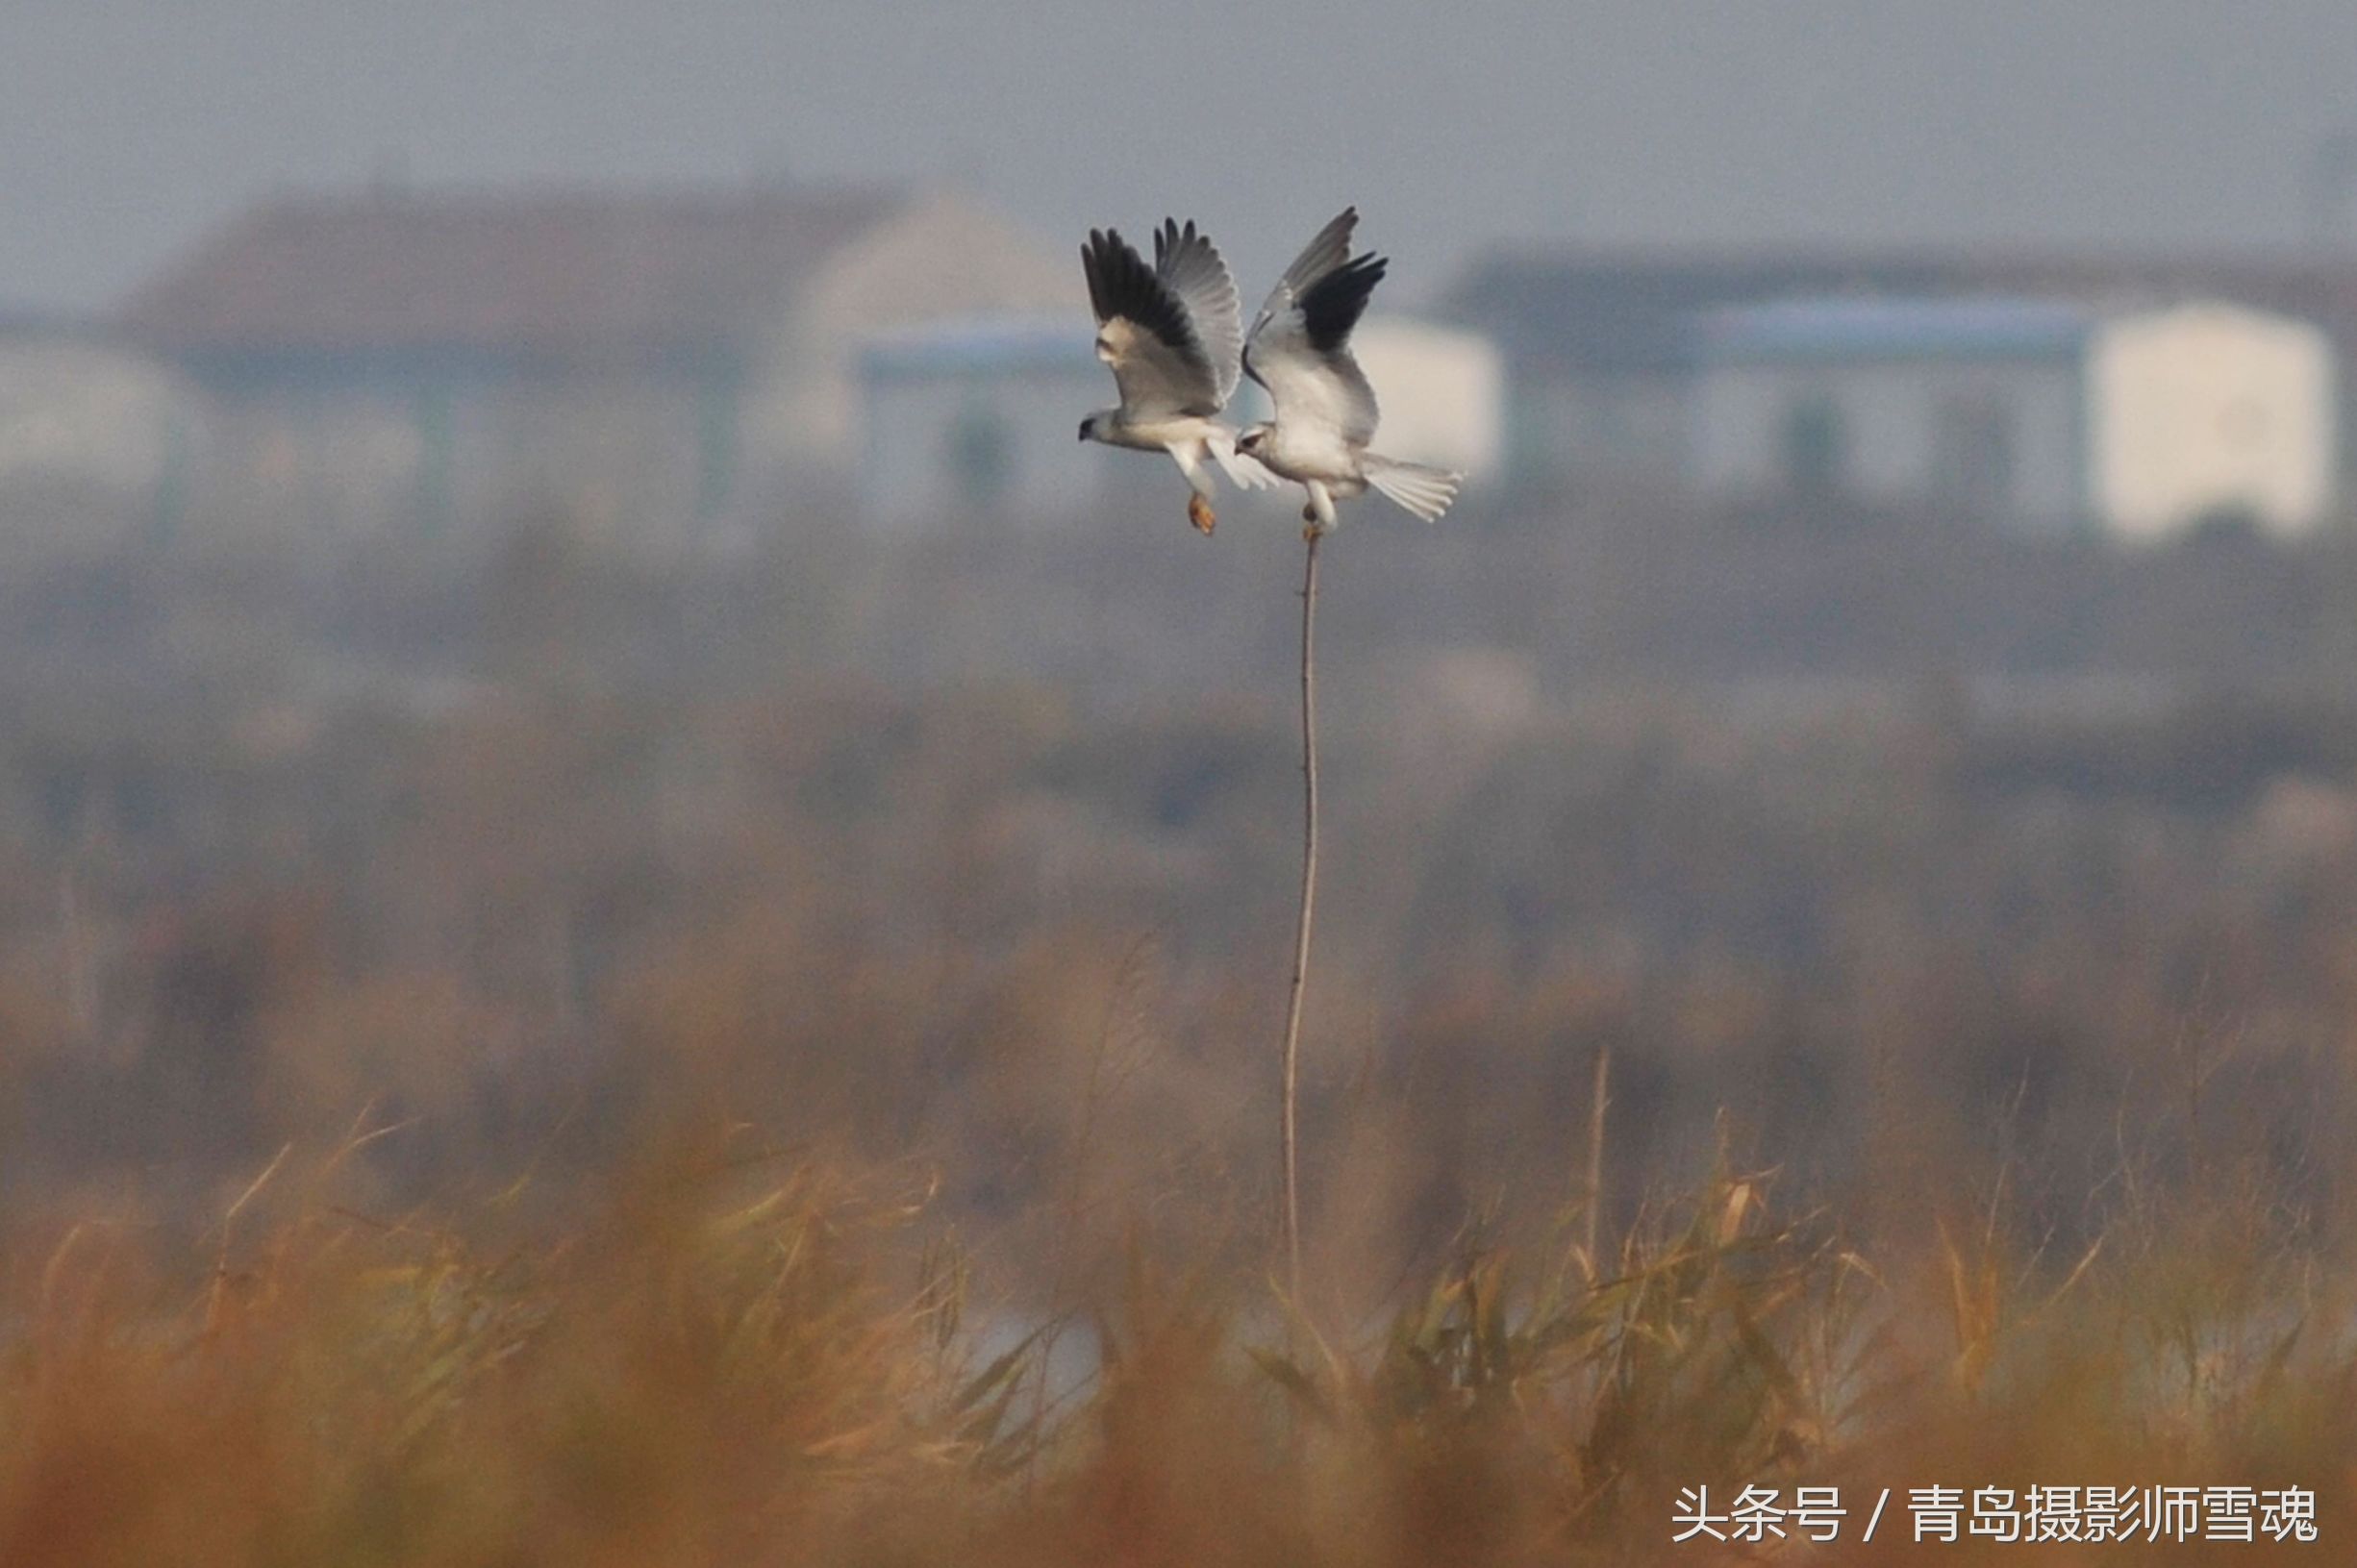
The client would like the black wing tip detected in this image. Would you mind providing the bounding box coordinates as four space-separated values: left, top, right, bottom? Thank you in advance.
1084 227 1149 323
1325 252 1387 299
1084 221 1204 365
1155 216 1209 269
1277 208 1367 295
1298 249 1390 351
1084 226 1149 310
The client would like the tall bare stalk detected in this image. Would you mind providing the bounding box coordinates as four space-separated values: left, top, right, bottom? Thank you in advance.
1280 532 1321 1303
1584 1045 1611 1271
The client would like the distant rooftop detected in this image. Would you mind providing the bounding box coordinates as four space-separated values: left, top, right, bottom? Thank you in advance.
1442 245 2357 374
861 315 1092 378
1692 296 2094 363
1439 251 1964 373
856 311 1484 382
119 184 910 362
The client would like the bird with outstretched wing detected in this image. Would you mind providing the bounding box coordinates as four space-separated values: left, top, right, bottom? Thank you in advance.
1238 208 1464 535
1078 219 1271 535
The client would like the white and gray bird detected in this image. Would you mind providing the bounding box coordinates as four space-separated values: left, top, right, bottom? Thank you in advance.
1237 209 1464 535
1077 219 1272 535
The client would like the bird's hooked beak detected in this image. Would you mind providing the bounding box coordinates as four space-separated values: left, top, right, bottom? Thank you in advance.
1076 418 1093 442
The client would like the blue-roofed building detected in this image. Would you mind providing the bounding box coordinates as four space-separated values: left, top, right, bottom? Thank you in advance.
1689 296 2337 539
1693 296 2095 362
1441 247 2357 511
119 185 1078 553
859 316 1123 526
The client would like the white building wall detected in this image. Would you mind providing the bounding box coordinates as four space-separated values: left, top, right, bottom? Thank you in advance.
1347 318 1503 478
0 337 208 557
759 192 1082 479
1693 360 2084 530
0 339 200 492
863 362 1123 528
2087 304 2337 541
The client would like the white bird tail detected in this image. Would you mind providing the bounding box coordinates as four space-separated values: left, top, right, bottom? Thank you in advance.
1207 428 1278 490
1363 454 1464 522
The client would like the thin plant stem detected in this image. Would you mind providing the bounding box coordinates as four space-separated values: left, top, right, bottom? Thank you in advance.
1280 530 1321 1305
1585 1045 1611 1274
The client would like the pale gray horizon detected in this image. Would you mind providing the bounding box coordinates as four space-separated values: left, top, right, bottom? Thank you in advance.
7 0 2357 316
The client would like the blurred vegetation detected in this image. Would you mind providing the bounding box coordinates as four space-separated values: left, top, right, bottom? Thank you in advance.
0 490 2353 1556
0 1131 2347 1564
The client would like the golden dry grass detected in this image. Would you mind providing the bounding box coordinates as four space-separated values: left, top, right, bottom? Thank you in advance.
3 528 2356 1563
0 1127 2348 1566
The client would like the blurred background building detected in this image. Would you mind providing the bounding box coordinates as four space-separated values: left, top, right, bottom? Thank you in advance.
1443 248 2357 526
0 311 205 560
116 184 1073 550
0 181 2331 558
860 316 1116 528
1688 296 2336 539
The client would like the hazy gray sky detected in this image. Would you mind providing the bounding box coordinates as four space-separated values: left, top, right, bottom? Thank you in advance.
7 1 2356 313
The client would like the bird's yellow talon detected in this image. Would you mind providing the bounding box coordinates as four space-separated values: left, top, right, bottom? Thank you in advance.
1188 493 1216 535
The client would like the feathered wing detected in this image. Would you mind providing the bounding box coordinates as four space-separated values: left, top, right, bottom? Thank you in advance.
1251 208 1360 336
1363 455 1463 521
1152 219 1245 408
1242 208 1387 448
1081 227 1220 419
